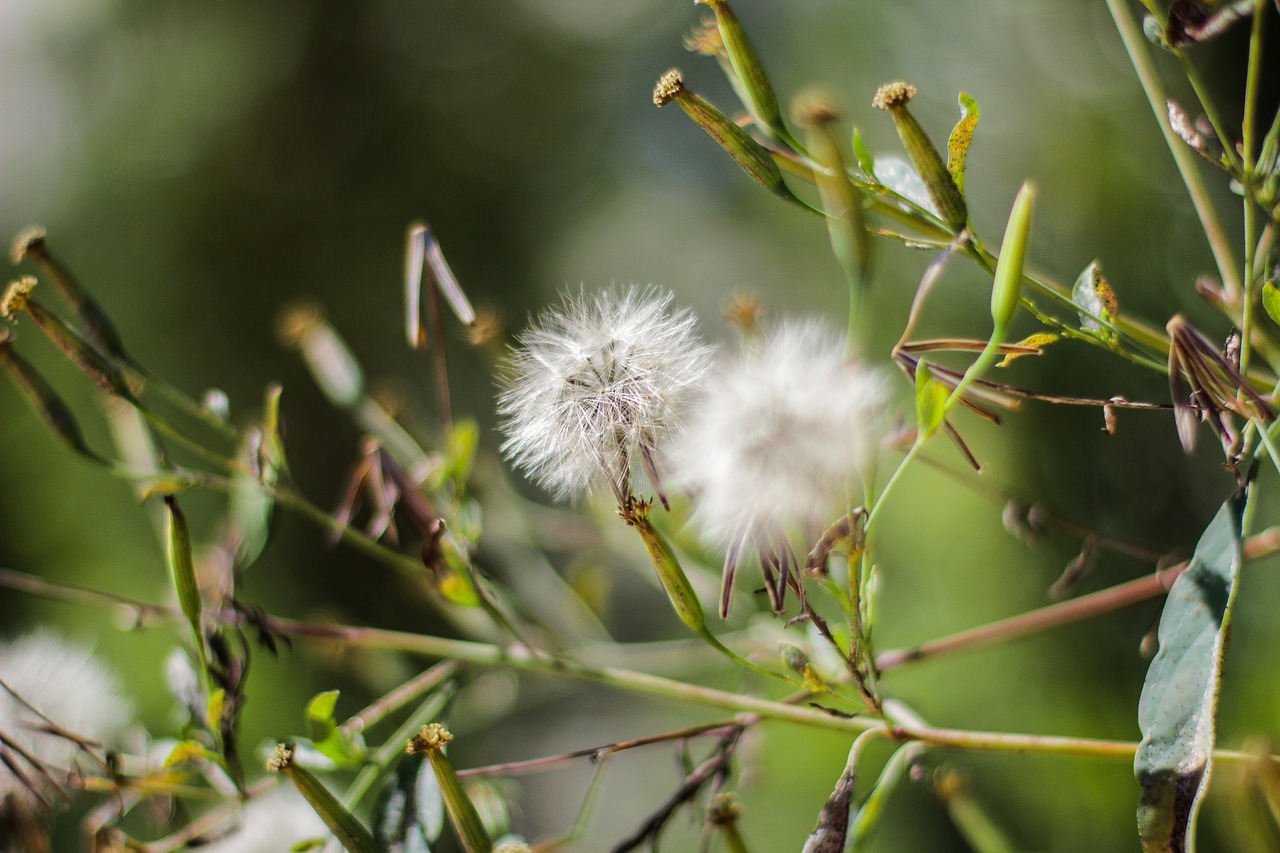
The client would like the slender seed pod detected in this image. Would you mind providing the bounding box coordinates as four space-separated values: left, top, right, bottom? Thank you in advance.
407 724 492 853
1 277 134 400
622 499 707 636
694 0 784 139
873 82 967 230
11 225 130 361
162 495 203 633
267 743 379 853
654 70 811 210
0 329 101 462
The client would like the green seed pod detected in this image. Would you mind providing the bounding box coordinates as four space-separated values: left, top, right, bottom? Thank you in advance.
694 0 784 139
277 303 365 409
654 69 810 210
10 226 130 362
407 724 492 853
2 277 134 399
794 91 872 290
622 499 707 636
0 330 101 461
267 743 379 853
163 495 203 631
990 182 1037 334
873 82 968 230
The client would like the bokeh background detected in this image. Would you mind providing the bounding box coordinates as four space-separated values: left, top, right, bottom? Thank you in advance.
2 1 1279 850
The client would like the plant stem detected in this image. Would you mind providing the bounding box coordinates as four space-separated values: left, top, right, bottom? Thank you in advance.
875 524 1280 671
1105 0 1244 303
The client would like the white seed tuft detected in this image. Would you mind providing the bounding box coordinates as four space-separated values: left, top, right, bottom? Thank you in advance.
672 322 890 550
498 287 713 505
0 632 133 805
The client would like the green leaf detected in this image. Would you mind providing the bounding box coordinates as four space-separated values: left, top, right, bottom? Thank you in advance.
851 127 875 176
376 755 445 853
1262 281 1280 328
1135 487 1247 852
305 690 366 767
914 360 949 437
1072 260 1120 345
947 92 980 195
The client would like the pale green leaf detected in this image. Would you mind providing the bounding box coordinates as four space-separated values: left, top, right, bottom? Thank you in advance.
1135 488 1246 852
947 92 980 194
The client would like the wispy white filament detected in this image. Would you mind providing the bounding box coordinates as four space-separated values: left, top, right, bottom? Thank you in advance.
673 322 890 549
499 287 712 503
0 632 133 804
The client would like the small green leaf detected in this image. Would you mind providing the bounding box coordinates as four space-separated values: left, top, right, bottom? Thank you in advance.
1072 260 1120 345
1262 281 1280 328
947 92 980 195
851 127 875 176
914 360 950 437
1135 488 1247 852
305 690 367 767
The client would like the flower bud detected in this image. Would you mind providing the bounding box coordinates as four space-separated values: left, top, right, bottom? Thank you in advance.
407 724 492 853
873 82 967 230
694 0 784 139
267 743 379 853
990 182 1036 333
654 69 808 210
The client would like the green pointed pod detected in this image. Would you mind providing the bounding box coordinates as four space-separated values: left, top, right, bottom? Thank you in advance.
694 0 784 139
622 498 707 635
990 181 1037 335
2 277 134 400
873 81 968 230
267 743 379 853
163 495 203 631
0 330 101 462
654 70 811 211
794 91 872 292
10 226 130 362
407 724 492 853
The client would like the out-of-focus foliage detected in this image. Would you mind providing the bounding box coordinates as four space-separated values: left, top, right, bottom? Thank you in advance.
3 1 1279 849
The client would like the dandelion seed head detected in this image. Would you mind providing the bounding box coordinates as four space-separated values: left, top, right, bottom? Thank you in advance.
0 632 133 804
498 287 712 504
673 322 890 548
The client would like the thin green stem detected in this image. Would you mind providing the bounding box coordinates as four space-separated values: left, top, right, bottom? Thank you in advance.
342 681 457 810
1106 0 1244 302
1240 0 1268 377
1176 54 1244 174
863 438 925 534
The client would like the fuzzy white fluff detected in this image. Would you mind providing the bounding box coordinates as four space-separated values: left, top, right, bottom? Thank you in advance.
499 287 713 504
672 322 889 548
197 785 329 852
0 632 133 804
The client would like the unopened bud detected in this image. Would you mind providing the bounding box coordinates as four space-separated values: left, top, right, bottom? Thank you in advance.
873 81 967 230
408 725 492 853
990 182 1036 333
694 0 784 139
267 743 378 853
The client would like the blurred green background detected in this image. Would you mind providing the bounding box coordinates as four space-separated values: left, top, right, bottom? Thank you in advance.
2 1 1278 850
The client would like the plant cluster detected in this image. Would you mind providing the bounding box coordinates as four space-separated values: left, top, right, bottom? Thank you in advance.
2 1 1280 851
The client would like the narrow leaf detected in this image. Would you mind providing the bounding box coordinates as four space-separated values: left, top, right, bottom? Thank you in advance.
947 92 980 194
1262 281 1280 328
1135 487 1247 852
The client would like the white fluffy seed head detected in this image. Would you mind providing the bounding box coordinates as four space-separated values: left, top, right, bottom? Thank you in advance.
0 632 133 805
672 322 890 548
197 786 328 853
498 287 713 504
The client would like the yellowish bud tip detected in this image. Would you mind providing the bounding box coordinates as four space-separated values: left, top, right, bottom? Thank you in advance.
792 89 839 128
873 81 918 111
653 69 686 107
276 301 324 348
10 226 47 264
1 276 37 319
709 792 741 825
724 292 765 333
466 307 503 346
684 19 724 55
266 742 295 773
407 722 454 755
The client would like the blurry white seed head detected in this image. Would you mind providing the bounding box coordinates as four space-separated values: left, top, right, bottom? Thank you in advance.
498 286 713 505
672 321 890 549
0 632 133 806
196 785 328 853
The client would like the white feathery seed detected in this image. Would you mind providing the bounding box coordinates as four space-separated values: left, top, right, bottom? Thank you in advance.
0 632 133 804
672 322 890 550
498 287 713 504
